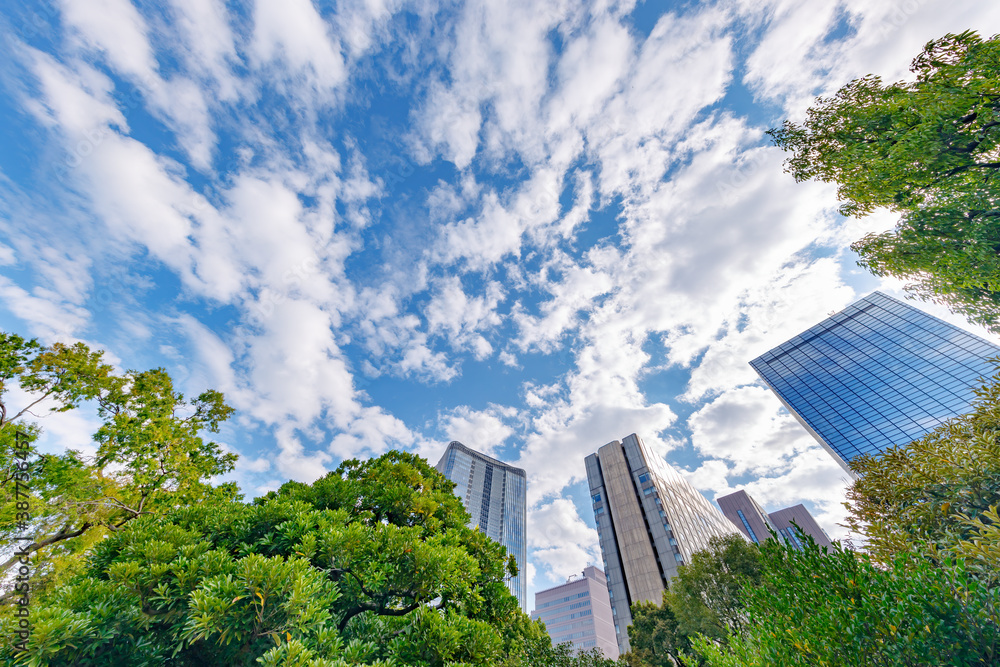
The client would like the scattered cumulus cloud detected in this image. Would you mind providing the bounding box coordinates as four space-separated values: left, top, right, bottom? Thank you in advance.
2 0 998 603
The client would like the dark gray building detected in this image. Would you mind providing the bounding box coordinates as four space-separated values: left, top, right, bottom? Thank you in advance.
531 566 619 659
716 489 778 545
717 489 832 550
750 291 1000 475
769 504 832 550
435 441 527 611
585 433 741 654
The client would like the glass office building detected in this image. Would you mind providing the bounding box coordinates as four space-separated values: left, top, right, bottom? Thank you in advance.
750 291 1000 475
435 441 527 611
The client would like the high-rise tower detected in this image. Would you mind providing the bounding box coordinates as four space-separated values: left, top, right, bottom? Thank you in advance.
585 433 741 654
750 291 1000 475
435 441 527 611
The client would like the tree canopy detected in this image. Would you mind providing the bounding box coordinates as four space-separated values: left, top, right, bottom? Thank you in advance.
0 331 625 666
769 30 1000 331
7 448 620 666
625 534 763 666
0 333 237 602
690 537 1000 667
845 363 1000 578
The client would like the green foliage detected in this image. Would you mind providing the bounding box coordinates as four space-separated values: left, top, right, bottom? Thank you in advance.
769 31 1000 330
845 364 1000 574
626 593 681 667
264 451 471 536
690 538 1000 667
0 333 237 603
625 535 763 666
956 506 1000 577
628 369 1000 667
6 451 614 666
664 534 763 640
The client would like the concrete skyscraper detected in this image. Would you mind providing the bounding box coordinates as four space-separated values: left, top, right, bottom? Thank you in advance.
751 291 1000 475
585 433 741 654
435 441 527 611
717 489 832 550
531 566 619 659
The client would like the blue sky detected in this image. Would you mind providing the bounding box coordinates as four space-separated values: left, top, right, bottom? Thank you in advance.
2 0 999 602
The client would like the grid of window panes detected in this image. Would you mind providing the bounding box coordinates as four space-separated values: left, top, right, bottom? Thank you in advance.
751 292 1000 465
736 510 759 543
436 442 527 610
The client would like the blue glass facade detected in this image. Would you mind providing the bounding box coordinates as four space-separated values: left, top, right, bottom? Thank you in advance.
750 291 1000 473
436 441 527 611
736 510 759 543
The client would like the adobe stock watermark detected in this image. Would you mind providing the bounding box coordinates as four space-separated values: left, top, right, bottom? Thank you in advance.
12 2 61 45
715 148 770 207
61 73 156 172
874 0 929 39
250 257 322 322
90 264 146 316
10 430 32 654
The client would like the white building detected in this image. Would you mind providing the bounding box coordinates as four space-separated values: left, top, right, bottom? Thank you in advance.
531 566 619 659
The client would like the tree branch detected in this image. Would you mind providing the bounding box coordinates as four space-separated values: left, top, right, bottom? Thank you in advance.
940 161 1000 179
337 601 421 632
0 521 93 592
9 389 57 424
329 566 428 631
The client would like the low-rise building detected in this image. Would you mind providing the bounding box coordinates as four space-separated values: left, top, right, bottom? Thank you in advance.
531 566 619 659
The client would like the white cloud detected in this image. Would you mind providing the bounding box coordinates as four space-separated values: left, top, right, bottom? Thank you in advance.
546 18 632 135
0 276 89 341
498 349 519 367
251 0 347 99
59 0 158 82
529 497 601 581
243 298 359 428
688 385 816 474
587 8 733 197
4 384 102 458
59 0 219 168
273 425 332 483
437 404 516 457
237 456 272 474
514 256 613 353
414 79 483 170
433 188 529 270
168 0 242 101
425 276 504 359
397 335 459 383
409 0 568 167
741 0 1000 117
682 256 857 400
328 406 416 459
